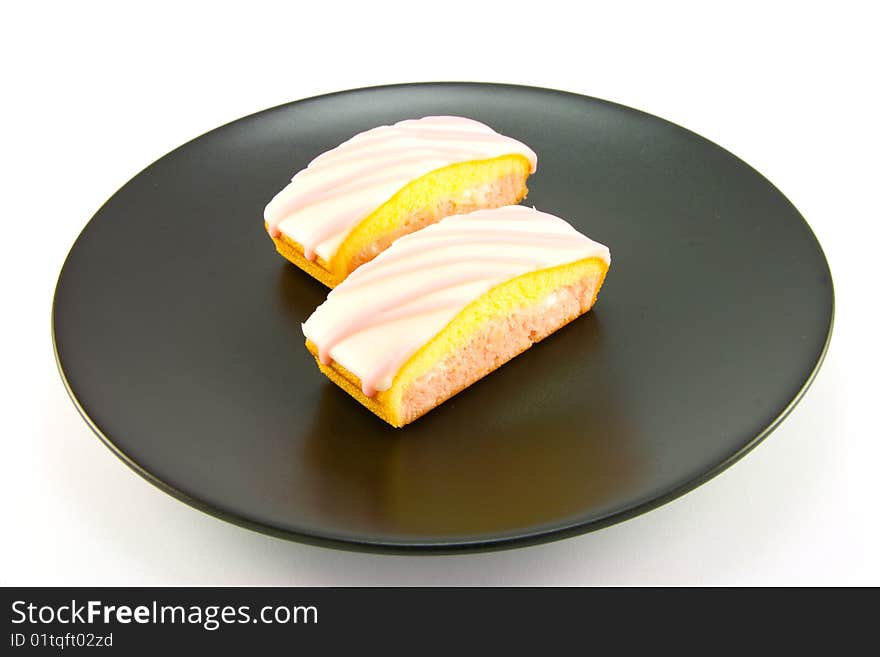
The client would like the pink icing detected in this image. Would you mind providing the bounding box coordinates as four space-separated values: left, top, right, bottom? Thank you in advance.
345 230 592 281
299 202 375 260
317 271 496 365
339 253 548 292
267 150 482 229
361 345 421 399
264 116 538 261
303 207 611 398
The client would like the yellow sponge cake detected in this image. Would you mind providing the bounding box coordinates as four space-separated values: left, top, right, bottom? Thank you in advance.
302 205 611 427
264 116 536 287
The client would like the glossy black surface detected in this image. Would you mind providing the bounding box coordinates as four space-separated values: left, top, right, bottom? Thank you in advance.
53 83 833 552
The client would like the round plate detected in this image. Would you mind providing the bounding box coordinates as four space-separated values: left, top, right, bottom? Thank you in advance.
53 83 833 552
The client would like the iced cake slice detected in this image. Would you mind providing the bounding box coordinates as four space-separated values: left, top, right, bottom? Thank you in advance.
264 116 536 287
302 205 611 427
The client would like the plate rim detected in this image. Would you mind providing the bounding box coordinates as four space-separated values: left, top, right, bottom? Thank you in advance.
51 81 836 554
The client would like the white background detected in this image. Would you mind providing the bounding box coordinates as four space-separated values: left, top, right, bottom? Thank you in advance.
2 1 877 585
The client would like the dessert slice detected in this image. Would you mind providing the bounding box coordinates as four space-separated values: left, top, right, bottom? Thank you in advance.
264 116 536 287
302 205 611 427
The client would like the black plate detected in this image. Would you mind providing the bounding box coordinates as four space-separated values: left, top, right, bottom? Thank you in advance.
52 83 833 552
